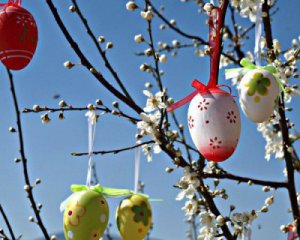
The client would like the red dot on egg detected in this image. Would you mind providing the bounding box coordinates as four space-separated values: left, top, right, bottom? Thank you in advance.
68 210 72 216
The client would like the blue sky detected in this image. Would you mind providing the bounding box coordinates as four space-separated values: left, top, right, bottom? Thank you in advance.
0 0 299 239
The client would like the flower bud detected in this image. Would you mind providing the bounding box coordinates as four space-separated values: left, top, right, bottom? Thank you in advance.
126 1 138 11
64 61 74 69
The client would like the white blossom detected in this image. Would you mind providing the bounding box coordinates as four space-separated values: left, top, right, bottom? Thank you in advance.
200 212 215 227
176 167 200 200
141 142 161 162
231 0 265 22
257 114 284 161
198 226 217 240
273 39 281 53
137 111 161 138
159 54 168 63
143 90 166 112
182 199 198 218
141 10 153 21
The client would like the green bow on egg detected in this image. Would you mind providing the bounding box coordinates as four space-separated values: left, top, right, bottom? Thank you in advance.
71 184 140 198
60 184 161 212
225 58 285 92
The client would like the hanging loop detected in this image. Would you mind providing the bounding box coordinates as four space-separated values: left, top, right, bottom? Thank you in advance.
0 0 22 7
208 7 223 88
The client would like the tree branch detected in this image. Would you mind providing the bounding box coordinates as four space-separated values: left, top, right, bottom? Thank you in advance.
70 0 134 102
147 0 239 64
45 0 143 114
199 179 236 240
6 69 50 240
23 106 139 123
0 204 16 240
146 0 207 44
262 1 300 236
71 141 154 156
203 172 288 189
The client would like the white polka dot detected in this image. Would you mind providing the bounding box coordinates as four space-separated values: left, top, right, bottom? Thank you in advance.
100 214 106 223
67 231 74 239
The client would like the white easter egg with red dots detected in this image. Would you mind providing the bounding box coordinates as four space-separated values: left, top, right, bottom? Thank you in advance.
187 89 241 162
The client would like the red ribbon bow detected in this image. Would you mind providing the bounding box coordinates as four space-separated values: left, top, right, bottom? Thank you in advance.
0 0 22 7
167 7 231 112
166 80 232 112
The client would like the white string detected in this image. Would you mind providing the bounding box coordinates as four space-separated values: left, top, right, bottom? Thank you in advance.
134 147 141 193
85 110 99 187
254 0 263 67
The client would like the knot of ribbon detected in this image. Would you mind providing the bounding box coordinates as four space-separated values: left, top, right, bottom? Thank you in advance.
225 58 284 92
167 6 231 113
59 184 162 212
166 79 233 112
71 184 138 198
0 0 21 7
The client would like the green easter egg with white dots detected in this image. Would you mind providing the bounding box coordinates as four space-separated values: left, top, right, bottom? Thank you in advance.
116 194 152 240
63 190 109 240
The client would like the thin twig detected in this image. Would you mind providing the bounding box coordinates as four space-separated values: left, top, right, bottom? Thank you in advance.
228 4 245 61
145 3 163 92
71 0 134 102
23 106 139 123
171 112 193 163
6 69 50 240
0 204 16 240
147 0 207 44
147 0 239 64
45 0 143 114
203 172 288 189
135 42 202 56
71 141 154 156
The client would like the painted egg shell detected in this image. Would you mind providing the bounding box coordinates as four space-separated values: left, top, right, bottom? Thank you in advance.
188 89 241 162
0 5 38 70
240 69 279 123
116 194 152 240
63 190 109 240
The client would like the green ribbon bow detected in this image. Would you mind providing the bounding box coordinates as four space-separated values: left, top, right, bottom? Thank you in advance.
60 184 161 212
225 58 284 92
71 184 137 198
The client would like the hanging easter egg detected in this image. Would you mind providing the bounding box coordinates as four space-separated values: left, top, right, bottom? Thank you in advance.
63 190 109 240
239 69 280 123
0 4 38 70
187 88 241 162
116 194 152 240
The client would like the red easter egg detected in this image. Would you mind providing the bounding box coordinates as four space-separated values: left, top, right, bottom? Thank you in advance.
0 4 38 70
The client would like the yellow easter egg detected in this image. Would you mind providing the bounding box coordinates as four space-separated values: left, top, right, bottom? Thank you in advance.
116 194 152 240
63 190 109 240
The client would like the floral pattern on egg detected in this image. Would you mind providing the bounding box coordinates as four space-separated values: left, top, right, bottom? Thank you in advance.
240 69 280 123
188 90 241 162
63 191 109 240
116 194 152 240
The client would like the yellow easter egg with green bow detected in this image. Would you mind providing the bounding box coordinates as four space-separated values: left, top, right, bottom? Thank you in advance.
63 190 109 240
116 194 152 240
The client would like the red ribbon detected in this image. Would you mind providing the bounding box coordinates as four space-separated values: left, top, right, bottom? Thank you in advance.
166 80 232 112
167 7 228 112
0 0 22 7
208 7 223 88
